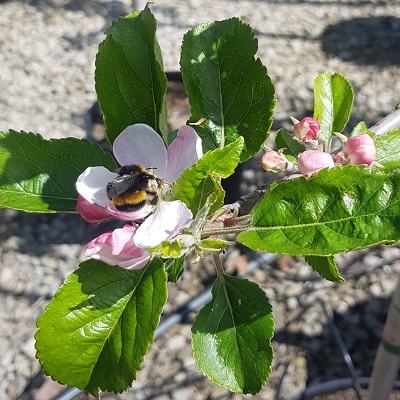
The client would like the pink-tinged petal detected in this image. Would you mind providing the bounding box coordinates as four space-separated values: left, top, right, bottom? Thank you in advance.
76 166 118 207
86 231 110 249
134 200 193 248
85 231 119 266
85 225 151 270
298 150 334 177
113 124 168 178
106 202 153 221
165 125 203 182
109 224 141 255
76 195 111 222
117 253 151 270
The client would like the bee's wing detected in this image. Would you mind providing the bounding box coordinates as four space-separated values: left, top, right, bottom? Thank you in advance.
106 175 135 198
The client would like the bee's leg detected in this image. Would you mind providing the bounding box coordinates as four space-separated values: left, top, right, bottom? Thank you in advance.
148 192 159 206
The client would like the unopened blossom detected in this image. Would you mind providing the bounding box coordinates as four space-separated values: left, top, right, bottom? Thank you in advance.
298 150 334 177
293 117 320 143
260 150 288 173
76 124 202 222
343 134 376 166
333 151 345 164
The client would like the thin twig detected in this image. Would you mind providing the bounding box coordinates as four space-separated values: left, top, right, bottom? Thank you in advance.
369 104 400 135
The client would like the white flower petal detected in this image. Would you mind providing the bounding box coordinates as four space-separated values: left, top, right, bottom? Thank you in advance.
134 200 193 248
76 166 118 207
113 124 168 178
118 252 151 270
165 125 203 182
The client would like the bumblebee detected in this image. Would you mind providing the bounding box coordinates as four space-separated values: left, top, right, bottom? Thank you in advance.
106 164 165 212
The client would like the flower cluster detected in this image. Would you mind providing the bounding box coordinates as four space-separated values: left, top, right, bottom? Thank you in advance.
260 116 377 178
77 124 202 269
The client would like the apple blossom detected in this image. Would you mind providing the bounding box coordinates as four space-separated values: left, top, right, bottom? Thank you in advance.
298 150 334 177
84 199 193 268
343 134 376 166
293 117 320 143
260 150 288 173
85 224 151 270
76 123 202 222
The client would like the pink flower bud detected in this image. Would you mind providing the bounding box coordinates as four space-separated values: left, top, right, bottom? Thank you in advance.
294 117 320 142
343 134 376 166
260 151 288 173
333 151 345 164
298 150 334 177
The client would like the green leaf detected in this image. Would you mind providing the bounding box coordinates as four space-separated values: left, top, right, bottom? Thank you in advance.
192 120 223 153
181 18 275 161
350 121 375 138
314 72 353 144
166 128 179 146
173 137 244 215
95 7 167 144
375 129 400 171
163 256 185 282
35 259 167 397
275 128 305 161
192 275 274 394
238 166 400 256
0 131 116 212
168 123 221 155
305 255 344 283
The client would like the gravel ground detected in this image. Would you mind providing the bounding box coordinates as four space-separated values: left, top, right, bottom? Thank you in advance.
1 0 400 399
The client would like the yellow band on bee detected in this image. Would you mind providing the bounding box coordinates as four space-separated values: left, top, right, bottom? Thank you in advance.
112 190 147 206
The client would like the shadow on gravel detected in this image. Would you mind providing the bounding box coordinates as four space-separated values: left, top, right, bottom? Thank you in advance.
231 0 388 5
273 296 398 386
0 208 124 255
322 16 400 67
0 0 131 17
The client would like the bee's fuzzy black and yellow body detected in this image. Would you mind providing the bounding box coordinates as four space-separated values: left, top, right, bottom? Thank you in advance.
106 164 164 212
